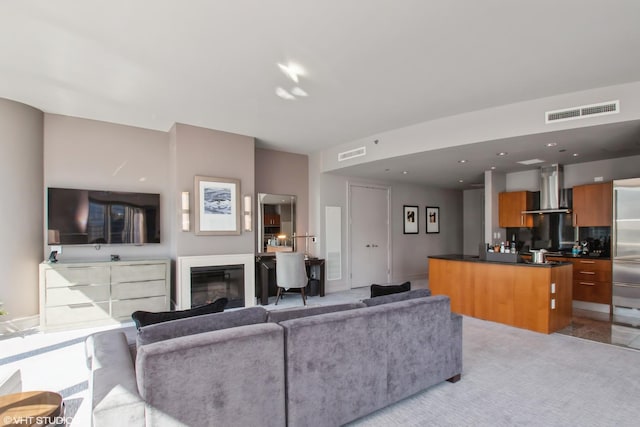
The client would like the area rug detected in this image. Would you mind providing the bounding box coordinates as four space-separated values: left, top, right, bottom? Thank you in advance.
348 316 640 427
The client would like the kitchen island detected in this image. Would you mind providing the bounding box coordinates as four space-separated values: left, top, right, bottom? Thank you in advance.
428 255 573 334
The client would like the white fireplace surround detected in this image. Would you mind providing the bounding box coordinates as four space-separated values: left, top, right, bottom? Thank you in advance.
177 253 255 310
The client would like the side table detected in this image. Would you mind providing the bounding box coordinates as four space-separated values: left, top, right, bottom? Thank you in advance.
0 391 64 426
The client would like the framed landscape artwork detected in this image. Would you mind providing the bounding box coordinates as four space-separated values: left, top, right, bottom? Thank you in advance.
426 206 440 234
403 205 419 234
194 175 241 235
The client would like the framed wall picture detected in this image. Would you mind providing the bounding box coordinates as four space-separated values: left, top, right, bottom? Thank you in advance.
403 205 419 234
194 175 241 235
426 206 440 234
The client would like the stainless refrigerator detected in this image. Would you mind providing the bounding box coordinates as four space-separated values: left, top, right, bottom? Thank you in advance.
613 178 640 318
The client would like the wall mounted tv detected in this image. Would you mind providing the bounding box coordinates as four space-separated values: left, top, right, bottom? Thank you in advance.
47 187 161 245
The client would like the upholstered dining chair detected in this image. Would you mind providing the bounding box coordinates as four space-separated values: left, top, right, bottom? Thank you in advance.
275 252 309 306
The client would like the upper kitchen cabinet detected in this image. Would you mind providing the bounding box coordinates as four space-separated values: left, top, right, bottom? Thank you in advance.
572 182 613 226
499 191 535 228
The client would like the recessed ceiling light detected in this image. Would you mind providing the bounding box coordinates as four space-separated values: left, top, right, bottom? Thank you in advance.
572 153 580 157
490 166 496 170
402 171 408 175
497 152 508 156
291 87 308 97
546 142 557 147
458 179 464 183
458 159 467 163
275 87 295 100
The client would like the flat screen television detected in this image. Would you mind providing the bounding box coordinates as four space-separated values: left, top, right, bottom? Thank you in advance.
47 187 161 245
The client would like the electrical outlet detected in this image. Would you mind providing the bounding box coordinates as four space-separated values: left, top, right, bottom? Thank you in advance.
551 299 556 310
551 283 556 294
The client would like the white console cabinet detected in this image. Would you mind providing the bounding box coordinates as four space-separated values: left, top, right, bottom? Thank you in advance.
39 259 170 330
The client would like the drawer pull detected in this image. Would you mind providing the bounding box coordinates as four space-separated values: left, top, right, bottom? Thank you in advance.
578 271 596 275
579 260 595 264
579 282 595 286
68 303 94 308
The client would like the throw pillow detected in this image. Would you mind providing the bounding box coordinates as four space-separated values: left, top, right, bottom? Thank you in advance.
370 281 411 298
362 288 432 307
131 297 228 329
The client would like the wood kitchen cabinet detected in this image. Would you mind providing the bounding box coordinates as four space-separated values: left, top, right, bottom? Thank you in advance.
572 181 612 226
499 191 535 228
263 214 280 226
546 255 612 306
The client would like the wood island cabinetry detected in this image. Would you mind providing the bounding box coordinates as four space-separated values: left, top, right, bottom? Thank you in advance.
572 181 612 226
429 256 572 334
499 191 535 228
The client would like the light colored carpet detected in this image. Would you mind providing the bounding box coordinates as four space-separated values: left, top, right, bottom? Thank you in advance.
349 316 640 427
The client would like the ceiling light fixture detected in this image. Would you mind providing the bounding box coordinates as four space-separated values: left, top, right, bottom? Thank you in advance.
402 171 408 175
275 87 296 100
458 159 467 163
490 166 496 170
546 142 558 147
572 153 580 157
497 152 508 156
291 87 308 97
458 179 464 183
278 63 304 83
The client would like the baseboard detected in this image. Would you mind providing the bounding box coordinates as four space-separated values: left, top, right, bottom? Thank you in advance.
572 300 610 314
0 315 40 336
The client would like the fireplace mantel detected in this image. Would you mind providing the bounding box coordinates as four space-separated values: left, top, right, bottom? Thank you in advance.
176 254 255 309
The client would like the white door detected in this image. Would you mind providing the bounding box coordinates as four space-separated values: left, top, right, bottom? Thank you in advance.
349 184 390 288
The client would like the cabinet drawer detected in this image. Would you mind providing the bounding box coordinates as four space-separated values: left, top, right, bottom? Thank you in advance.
111 280 167 300
45 302 111 327
574 268 611 282
111 263 166 283
111 296 168 319
574 259 611 271
45 266 110 288
573 280 612 305
46 284 110 306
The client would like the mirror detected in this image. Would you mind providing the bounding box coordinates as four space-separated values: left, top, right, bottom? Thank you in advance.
258 193 296 254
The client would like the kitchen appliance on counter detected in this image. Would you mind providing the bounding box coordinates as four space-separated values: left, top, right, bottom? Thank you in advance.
613 178 640 319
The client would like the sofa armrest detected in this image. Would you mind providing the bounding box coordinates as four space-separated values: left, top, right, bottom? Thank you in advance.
89 331 145 427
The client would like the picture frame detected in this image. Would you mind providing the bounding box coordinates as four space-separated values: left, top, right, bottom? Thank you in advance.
403 205 419 234
194 175 241 235
426 206 440 234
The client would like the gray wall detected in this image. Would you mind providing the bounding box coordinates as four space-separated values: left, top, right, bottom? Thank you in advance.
44 114 172 261
0 99 43 321
172 123 255 257
463 188 484 255
255 148 309 238
309 151 462 292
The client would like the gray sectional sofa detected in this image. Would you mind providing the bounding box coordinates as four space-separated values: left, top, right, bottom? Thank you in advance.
87 290 462 427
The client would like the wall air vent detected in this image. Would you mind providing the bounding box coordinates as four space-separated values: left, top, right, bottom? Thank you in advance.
338 146 366 162
545 100 619 124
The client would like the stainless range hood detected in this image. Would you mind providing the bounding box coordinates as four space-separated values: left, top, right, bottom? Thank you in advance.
523 164 572 214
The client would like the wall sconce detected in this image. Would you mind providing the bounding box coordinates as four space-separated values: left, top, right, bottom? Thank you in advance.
243 194 253 232
181 191 190 232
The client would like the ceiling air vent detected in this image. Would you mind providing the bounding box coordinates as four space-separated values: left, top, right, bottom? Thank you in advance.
545 100 619 124
338 146 366 162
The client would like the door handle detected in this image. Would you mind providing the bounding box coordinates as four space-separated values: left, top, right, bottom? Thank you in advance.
365 244 370 247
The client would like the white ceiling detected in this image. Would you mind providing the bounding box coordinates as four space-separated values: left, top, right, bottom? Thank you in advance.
2 1 640 187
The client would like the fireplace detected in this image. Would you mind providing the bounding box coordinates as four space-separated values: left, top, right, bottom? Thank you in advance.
177 254 255 310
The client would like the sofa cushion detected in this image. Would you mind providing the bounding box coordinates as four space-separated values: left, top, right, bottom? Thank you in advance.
266 302 366 323
137 306 267 346
131 298 228 329
370 281 411 298
362 288 431 307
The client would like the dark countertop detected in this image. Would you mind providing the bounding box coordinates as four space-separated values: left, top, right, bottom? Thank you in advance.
429 254 572 267
521 252 611 260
